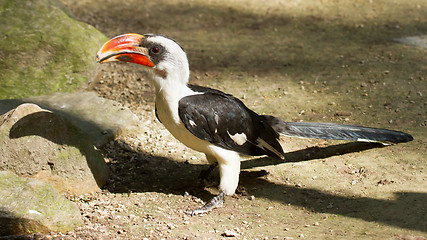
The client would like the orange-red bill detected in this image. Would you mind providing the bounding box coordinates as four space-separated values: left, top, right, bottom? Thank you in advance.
96 33 154 67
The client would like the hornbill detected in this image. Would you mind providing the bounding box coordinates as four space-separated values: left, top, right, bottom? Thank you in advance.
96 33 413 215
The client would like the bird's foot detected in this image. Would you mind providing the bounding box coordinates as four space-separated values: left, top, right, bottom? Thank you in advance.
187 191 225 216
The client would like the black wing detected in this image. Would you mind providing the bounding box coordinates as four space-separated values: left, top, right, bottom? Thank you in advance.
179 88 284 159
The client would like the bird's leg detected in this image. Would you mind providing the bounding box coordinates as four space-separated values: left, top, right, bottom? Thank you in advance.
199 154 219 186
188 151 239 215
198 163 218 185
187 191 225 216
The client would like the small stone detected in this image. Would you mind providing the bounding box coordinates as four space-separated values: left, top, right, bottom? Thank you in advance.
222 229 240 237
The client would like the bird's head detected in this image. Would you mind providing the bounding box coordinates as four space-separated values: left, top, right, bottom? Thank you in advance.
97 33 190 85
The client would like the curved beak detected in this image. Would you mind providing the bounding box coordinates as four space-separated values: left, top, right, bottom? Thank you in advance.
96 33 154 67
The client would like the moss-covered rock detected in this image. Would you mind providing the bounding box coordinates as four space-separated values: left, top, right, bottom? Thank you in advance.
0 171 83 235
0 0 107 99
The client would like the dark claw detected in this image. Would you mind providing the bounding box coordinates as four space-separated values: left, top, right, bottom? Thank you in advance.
187 191 225 216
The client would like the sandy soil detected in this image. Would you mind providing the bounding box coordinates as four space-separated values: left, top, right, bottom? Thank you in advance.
26 0 427 239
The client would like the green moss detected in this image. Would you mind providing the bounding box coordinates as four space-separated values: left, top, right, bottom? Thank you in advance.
0 171 83 233
0 0 107 99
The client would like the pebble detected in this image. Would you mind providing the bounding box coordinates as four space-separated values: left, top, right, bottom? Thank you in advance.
222 229 240 237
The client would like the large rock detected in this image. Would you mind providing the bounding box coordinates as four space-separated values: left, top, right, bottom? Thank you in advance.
0 171 83 236
0 103 109 194
0 0 107 99
27 91 142 147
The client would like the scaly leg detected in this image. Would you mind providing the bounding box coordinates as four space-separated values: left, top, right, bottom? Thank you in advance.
187 191 225 216
188 148 240 215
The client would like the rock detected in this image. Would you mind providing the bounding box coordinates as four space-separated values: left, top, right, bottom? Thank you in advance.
0 103 109 194
394 35 427 50
26 91 141 147
0 0 107 99
222 229 240 237
0 91 142 148
0 171 83 236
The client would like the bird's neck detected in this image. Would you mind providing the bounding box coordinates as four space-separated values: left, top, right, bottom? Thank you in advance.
151 66 191 94
150 71 194 127
150 68 194 114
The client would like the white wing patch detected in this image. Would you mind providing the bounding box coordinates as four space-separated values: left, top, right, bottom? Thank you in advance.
227 131 247 146
256 138 285 159
214 114 219 134
189 119 197 127
214 113 220 125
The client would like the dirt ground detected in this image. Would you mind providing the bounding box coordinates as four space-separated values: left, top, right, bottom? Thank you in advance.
30 0 427 239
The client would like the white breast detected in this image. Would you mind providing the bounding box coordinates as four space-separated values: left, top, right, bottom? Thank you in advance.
154 85 211 154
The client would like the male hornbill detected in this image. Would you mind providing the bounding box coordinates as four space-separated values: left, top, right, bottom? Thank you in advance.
96 33 413 215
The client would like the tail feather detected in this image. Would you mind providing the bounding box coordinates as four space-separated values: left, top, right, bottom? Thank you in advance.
261 115 413 144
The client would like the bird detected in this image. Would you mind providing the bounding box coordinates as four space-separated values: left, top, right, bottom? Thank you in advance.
96 33 413 215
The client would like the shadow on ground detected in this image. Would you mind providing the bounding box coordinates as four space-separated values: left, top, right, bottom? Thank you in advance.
102 139 427 233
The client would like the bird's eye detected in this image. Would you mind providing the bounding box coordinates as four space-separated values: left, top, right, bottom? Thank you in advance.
151 47 160 54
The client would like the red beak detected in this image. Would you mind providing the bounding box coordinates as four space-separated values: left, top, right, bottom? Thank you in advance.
96 33 154 67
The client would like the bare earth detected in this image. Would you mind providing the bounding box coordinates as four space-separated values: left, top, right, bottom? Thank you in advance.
33 0 427 239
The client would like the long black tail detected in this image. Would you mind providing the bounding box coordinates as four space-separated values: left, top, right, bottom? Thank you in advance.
262 115 413 144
